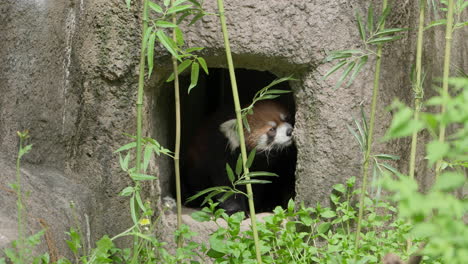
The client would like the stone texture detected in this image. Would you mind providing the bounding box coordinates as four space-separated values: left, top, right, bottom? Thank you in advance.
0 0 466 258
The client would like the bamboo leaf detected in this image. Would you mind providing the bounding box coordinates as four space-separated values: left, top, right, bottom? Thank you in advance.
130 196 137 225
186 186 229 203
374 28 410 36
175 27 184 46
167 4 192 14
166 59 192 82
155 20 178 28
246 171 278 178
246 148 256 169
367 35 403 45
185 47 204 53
374 154 400 160
322 60 347 80
335 61 356 89
424 19 447 30
148 1 163 13
235 155 243 176
143 145 152 172
156 30 179 59
130 173 157 181
226 163 235 183
236 179 272 185
197 57 209 74
346 55 368 87
356 12 366 41
377 6 391 30
147 32 156 76
114 142 137 153
189 12 204 26
454 21 468 29
173 0 188 6
188 61 200 93
347 124 364 151
367 4 374 33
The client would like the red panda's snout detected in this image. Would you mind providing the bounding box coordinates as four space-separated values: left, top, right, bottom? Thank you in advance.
219 100 294 152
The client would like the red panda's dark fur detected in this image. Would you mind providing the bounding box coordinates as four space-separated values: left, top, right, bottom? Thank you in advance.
182 100 296 214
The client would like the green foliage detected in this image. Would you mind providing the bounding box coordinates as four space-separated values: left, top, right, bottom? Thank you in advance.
192 177 419 263
187 149 278 206
323 5 409 89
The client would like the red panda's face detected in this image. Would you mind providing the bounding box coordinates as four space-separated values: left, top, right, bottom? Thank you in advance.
219 101 294 152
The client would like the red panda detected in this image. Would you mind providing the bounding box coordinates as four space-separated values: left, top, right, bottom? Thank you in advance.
182 100 296 215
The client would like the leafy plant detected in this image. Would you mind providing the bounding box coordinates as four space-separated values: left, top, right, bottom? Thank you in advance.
323 4 409 89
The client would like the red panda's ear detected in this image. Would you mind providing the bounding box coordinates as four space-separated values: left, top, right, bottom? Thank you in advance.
219 119 239 152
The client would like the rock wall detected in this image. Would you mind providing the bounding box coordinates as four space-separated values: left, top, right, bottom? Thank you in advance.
0 0 466 257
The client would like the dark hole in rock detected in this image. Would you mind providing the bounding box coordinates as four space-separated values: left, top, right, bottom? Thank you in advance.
166 68 297 213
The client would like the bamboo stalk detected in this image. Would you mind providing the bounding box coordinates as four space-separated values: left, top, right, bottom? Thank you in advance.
409 1 426 179
435 0 454 178
132 0 149 260
354 0 388 252
215 0 263 263
171 0 183 248
16 134 25 264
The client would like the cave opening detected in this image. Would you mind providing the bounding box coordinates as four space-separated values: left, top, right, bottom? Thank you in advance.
161 68 297 213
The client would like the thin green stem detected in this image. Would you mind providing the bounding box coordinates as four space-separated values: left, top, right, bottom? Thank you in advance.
354 0 388 252
435 0 454 178
171 0 183 248
216 0 262 263
16 136 25 264
132 0 149 261
409 1 426 180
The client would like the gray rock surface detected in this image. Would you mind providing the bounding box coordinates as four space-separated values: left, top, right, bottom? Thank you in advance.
0 0 466 259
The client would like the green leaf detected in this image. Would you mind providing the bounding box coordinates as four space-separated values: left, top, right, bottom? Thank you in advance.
119 186 135 197
114 142 137 153
322 60 347 80
367 35 403 44
148 1 163 13
175 27 184 46
206 249 225 258
335 61 355 89
356 12 366 41
188 61 199 93
377 6 391 30
156 30 179 59
374 28 410 37
432 172 466 191
383 102 424 140
367 4 374 33
320 210 337 218
426 141 449 166
236 179 272 185
143 145 152 172
333 184 346 193
317 222 331 234
147 32 156 76
454 20 468 29
191 210 211 222
163 0 170 6
226 163 235 183
424 19 447 30
126 0 131 9
155 20 178 28
166 59 192 82
173 0 188 6
235 155 243 176
185 47 204 53
130 173 157 181
197 57 209 74
186 186 229 203
246 171 278 178
167 4 192 14
130 196 137 224
346 55 368 87
246 148 256 168
374 154 399 160
189 12 204 26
